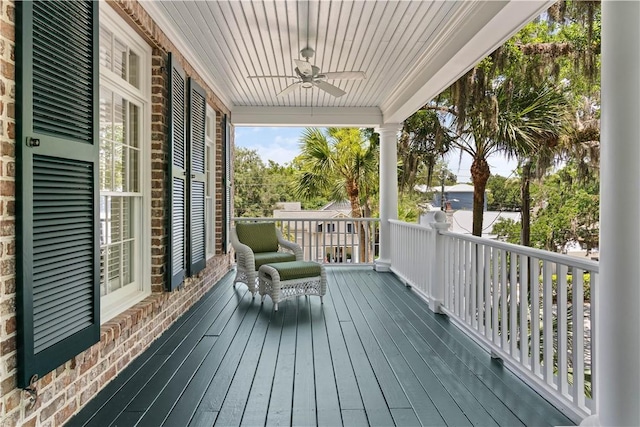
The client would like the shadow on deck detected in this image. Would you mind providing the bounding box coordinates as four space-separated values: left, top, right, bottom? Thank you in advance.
68 268 573 427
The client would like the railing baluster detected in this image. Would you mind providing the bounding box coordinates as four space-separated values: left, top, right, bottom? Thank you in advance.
500 249 509 351
543 260 554 387
471 242 478 330
456 238 462 319
558 264 569 398
510 251 518 358
589 273 597 411
484 245 492 340
573 269 585 410
520 255 529 367
492 247 500 345
531 257 541 377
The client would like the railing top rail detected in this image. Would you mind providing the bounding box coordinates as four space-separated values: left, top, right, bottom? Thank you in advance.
389 219 434 231
440 229 599 272
233 217 380 223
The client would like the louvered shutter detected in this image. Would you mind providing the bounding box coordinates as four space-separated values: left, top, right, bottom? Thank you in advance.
188 78 206 275
222 114 231 253
16 0 100 388
168 53 187 290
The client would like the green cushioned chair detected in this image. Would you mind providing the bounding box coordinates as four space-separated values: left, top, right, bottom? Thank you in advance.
230 222 303 296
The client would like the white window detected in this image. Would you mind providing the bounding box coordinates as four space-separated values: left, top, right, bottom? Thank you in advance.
99 4 152 322
206 107 217 259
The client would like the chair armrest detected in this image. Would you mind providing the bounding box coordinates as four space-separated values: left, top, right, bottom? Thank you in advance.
276 229 304 261
231 228 256 270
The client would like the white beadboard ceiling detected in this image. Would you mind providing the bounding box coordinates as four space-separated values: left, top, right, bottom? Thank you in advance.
141 0 552 126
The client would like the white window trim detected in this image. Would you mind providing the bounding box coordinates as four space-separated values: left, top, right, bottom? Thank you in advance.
100 3 152 323
206 106 217 259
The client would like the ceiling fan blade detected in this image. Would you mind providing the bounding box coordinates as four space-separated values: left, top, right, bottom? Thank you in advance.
314 80 346 98
294 59 313 76
277 82 301 97
247 75 297 79
320 71 366 80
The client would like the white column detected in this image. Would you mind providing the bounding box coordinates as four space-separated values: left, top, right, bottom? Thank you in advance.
596 2 640 426
374 124 401 272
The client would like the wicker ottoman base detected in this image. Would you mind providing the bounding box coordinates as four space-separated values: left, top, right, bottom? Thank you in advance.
258 261 326 311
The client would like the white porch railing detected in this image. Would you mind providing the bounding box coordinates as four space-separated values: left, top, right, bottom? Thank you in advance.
389 217 598 423
233 217 380 265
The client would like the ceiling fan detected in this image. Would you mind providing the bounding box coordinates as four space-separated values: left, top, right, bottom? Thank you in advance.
248 47 366 98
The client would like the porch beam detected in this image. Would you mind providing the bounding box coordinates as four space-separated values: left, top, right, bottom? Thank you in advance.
598 2 640 426
231 106 382 127
374 124 402 272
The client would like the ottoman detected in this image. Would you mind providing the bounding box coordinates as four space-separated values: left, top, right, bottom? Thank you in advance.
258 261 327 311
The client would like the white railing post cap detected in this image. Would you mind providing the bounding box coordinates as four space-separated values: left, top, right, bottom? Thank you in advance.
430 211 450 230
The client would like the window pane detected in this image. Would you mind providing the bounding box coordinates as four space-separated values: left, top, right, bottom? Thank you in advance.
122 240 133 286
206 146 212 197
113 142 124 192
128 103 139 148
108 245 121 293
122 197 132 240
100 196 108 245
128 148 139 192
114 94 125 143
114 37 127 81
111 197 122 242
99 26 112 69
128 50 140 88
100 89 113 191
100 248 106 297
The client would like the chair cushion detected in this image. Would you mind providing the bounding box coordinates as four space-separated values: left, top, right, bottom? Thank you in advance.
254 252 296 270
263 261 322 281
236 222 279 253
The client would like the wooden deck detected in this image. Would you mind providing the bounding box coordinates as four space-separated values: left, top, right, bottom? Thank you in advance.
68 268 573 427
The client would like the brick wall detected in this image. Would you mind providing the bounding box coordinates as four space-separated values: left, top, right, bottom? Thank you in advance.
0 1 235 425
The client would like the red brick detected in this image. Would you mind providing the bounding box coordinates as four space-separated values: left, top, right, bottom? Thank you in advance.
5 389 20 412
40 393 66 421
54 399 77 427
5 315 15 333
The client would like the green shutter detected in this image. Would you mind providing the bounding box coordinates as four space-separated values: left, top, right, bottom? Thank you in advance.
222 114 231 253
168 53 187 290
16 0 100 389
188 78 206 275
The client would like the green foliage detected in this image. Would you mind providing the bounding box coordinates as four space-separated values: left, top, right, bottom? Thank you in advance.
540 272 592 303
492 218 521 244
531 163 599 252
486 175 520 211
234 147 299 217
293 127 378 218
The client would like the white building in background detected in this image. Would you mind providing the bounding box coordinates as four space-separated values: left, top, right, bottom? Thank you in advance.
273 201 367 263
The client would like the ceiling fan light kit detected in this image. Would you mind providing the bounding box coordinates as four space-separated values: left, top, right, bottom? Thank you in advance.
247 47 366 98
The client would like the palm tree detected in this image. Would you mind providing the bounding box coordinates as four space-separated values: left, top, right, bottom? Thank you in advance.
293 128 378 261
497 84 570 246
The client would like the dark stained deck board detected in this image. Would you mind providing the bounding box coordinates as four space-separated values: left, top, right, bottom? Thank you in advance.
320 286 365 412
67 274 236 427
310 298 342 427
330 271 413 410
239 299 284 427
265 299 298 427
188 410 218 427
213 303 274 427
374 271 573 426
345 269 504 427
161 291 259 424
69 268 575 427
338 270 470 427
292 297 317 426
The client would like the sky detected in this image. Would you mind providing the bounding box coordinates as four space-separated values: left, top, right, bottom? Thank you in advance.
234 126 519 183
